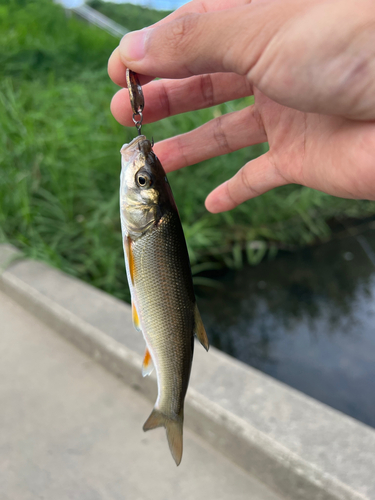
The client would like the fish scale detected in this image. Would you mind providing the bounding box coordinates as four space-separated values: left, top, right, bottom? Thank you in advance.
132 211 194 416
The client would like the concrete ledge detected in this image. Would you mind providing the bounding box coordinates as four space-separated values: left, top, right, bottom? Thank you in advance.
1 244 374 500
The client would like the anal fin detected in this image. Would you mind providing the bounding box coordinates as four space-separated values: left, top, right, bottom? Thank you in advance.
142 348 154 377
194 303 209 351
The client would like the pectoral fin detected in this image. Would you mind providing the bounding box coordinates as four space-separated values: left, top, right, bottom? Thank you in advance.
142 348 154 377
124 235 135 286
194 304 209 351
132 301 141 332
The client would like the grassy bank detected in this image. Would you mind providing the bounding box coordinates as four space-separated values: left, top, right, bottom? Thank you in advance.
1 0 374 302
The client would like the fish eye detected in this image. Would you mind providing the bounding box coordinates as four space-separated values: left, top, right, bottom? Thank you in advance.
135 171 153 189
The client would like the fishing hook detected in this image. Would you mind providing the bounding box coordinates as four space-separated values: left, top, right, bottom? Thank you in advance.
126 69 144 136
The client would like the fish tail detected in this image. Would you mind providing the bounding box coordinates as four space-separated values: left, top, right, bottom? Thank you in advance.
143 408 183 466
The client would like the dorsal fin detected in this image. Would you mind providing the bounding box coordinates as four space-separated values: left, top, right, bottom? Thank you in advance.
194 303 209 351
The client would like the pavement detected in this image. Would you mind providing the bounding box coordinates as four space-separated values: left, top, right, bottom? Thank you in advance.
0 290 281 500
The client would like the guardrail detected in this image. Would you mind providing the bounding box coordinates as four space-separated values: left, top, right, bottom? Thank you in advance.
56 1 128 38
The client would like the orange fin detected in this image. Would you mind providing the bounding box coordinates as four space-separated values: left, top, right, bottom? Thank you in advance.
124 235 135 286
132 301 141 332
142 348 154 377
194 303 209 351
143 408 183 466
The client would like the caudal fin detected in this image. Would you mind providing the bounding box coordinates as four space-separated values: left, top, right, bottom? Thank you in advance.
143 408 183 466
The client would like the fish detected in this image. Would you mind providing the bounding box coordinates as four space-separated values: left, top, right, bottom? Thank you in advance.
119 135 209 466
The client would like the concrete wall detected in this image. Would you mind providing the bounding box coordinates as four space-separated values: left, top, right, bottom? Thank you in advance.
1 244 374 500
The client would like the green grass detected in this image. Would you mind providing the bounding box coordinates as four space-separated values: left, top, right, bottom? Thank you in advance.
1 0 375 302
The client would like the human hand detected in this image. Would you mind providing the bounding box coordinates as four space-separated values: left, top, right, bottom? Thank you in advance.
108 0 375 212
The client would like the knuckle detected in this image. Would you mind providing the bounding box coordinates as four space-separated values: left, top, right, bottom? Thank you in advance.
158 81 171 118
250 106 265 135
212 115 232 154
226 179 238 208
200 74 215 108
167 13 200 50
239 165 260 198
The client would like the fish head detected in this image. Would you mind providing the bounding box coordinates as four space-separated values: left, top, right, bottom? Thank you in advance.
120 135 175 239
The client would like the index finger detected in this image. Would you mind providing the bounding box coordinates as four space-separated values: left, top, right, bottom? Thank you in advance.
108 0 253 88
151 0 253 28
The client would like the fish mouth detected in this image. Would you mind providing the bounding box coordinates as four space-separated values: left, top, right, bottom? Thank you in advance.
120 135 150 156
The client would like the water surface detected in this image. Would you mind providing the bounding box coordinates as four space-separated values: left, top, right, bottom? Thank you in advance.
197 226 375 428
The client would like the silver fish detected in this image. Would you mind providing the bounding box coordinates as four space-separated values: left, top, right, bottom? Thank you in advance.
120 135 209 465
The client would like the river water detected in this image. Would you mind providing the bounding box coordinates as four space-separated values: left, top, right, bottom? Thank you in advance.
197 224 375 428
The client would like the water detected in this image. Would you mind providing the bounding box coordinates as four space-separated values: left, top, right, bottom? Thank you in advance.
197 225 375 428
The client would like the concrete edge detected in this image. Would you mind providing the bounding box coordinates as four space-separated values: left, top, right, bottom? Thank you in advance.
0 245 371 500
0 268 155 400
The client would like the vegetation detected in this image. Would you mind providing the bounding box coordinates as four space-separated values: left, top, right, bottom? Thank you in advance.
1 0 375 302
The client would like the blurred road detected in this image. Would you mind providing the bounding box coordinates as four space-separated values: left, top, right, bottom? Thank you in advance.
0 290 281 500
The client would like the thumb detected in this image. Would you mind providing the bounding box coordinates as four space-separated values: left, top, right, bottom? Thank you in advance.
117 4 283 79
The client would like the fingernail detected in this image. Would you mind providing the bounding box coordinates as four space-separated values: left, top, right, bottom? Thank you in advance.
119 30 149 61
